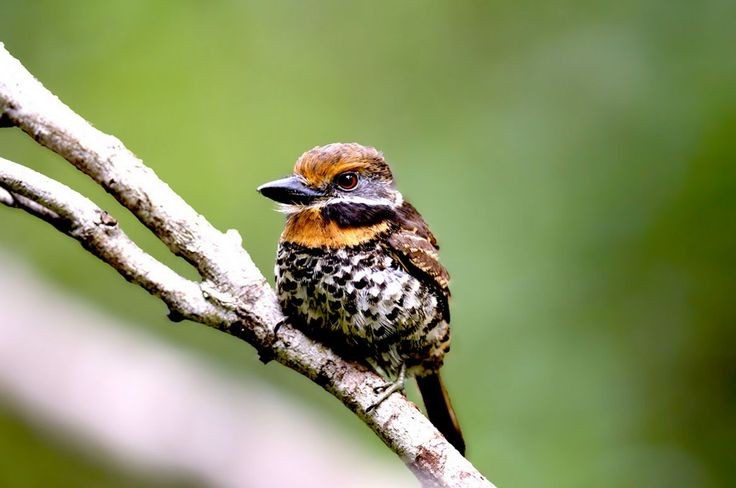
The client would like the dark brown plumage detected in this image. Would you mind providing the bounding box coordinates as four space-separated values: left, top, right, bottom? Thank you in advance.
258 143 465 455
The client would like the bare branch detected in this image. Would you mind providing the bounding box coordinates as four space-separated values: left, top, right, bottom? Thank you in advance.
0 44 268 305
0 157 233 325
0 186 62 226
0 43 494 487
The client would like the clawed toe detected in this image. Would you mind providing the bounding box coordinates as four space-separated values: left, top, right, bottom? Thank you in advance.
373 382 390 394
273 319 287 336
366 364 406 412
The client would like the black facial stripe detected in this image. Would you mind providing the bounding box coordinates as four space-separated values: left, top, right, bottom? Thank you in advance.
321 202 396 228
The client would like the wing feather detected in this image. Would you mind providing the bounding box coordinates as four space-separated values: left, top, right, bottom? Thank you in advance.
385 201 451 320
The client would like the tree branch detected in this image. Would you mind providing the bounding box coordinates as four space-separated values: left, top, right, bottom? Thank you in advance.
0 43 493 487
0 184 63 227
0 157 233 325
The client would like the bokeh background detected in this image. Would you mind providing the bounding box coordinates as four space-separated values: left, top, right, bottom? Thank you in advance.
1 1 735 486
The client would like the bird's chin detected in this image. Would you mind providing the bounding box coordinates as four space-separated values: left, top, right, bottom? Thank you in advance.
276 203 306 215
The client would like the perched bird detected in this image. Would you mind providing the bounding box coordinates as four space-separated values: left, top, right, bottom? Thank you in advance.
258 143 465 454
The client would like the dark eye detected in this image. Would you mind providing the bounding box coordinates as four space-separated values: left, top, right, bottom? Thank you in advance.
335 172 359 190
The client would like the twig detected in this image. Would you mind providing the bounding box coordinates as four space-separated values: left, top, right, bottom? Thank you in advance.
0 43 494 487
0 157 232 325
0 186 62 226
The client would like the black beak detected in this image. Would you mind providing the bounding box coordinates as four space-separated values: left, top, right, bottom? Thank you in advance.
257 176 322 205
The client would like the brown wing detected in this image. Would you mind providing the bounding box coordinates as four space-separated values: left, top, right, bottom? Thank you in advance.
385 201 451 320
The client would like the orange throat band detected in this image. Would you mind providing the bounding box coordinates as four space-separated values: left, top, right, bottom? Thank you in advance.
281 208 390 248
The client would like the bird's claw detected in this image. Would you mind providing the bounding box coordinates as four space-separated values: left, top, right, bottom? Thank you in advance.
366 363 406 412
258 319 288 364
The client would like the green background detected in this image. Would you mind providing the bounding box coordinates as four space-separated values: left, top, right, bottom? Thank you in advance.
1 1 735 486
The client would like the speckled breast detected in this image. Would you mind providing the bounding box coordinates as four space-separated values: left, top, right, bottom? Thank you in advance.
275 240 449 375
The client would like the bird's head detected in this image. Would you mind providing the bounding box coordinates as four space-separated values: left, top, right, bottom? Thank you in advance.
257 143 403 216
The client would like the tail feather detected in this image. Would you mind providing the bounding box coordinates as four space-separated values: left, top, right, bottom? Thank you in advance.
416 372 465 455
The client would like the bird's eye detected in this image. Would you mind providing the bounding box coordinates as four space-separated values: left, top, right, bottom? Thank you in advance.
335 172 359 190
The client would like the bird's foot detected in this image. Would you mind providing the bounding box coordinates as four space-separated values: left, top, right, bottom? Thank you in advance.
258 318 288 364
273 318 287 337
367 364 406 412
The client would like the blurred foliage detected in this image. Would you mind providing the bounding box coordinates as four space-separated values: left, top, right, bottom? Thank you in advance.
1 0 735 486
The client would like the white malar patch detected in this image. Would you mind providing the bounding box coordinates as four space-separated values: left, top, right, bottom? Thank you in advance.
325 194 402 209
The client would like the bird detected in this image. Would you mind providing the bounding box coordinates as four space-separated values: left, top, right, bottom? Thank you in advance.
257 142 465 455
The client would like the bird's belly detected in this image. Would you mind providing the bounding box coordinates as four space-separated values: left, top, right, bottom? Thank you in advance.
276 242 446 374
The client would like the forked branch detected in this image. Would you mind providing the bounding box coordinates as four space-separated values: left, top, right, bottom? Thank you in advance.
0 43 493 488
